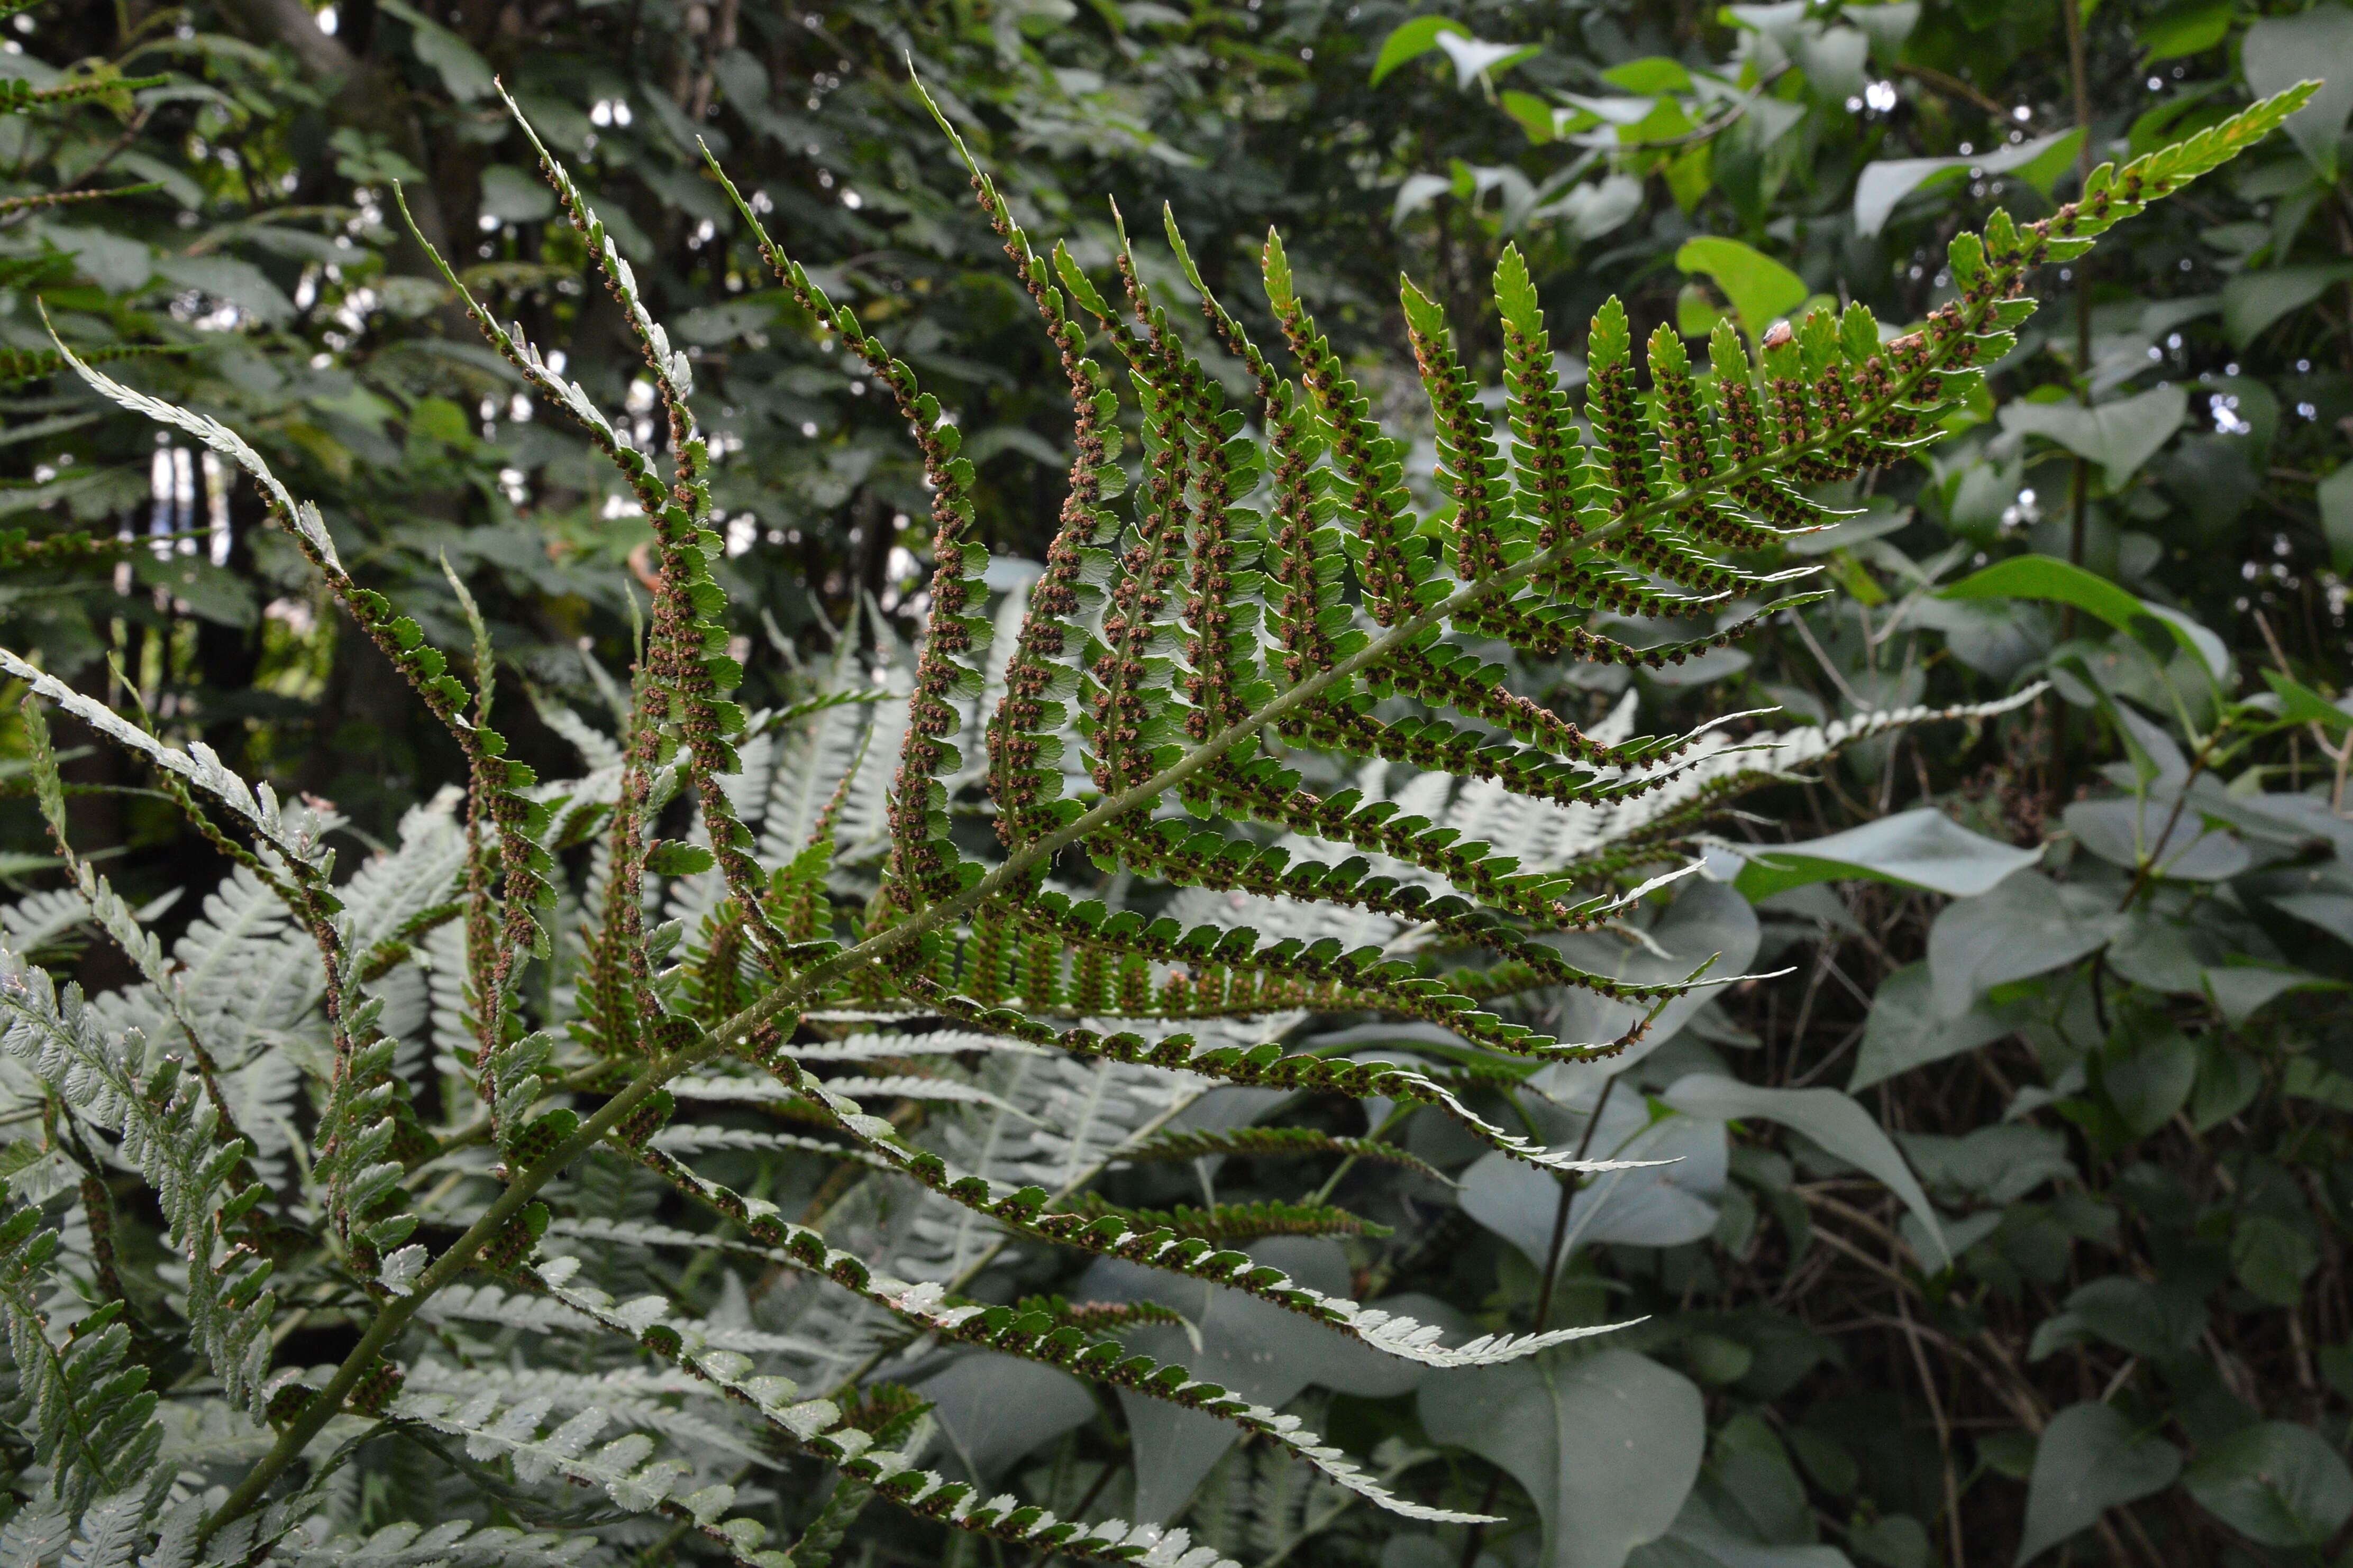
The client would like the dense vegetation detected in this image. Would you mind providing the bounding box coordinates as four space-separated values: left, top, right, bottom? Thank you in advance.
0 2 2348 1567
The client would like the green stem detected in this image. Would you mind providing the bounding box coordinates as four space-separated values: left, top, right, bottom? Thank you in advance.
2113 728 2222 912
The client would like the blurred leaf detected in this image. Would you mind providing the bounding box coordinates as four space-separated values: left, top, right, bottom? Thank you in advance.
2014 1402 2182 1564
2242 8 2353 175
2229 1215 2318 1307
2183 1422 2353 1547
479 166 559 224
1853 130 2080 237
1370 16 1471 85
1996 385 2188 490
2065 796 2251 882
915 1353 1096 1483
2221 263 2353 348
2099 1021 2197 1137
2317 462 2353 573
1848 963 2027 1092
1724 808 2042 902
1674 236 1807 338
1926 871 2124 1021
381 0 497 102
1433 33 1538 88
1460 1102 1725 1260
1662 1076 1948 1268
1420 1349 1704 1568
2139 0 2233 59
1601 58 1693 94
1941 553 2228 680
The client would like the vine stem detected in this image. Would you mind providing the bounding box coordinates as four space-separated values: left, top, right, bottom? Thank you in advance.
202 255 1981 1542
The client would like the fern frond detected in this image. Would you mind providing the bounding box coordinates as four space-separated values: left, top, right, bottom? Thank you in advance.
0 1220 166 1515
889 984 1673 1177
56 1488 157 1568
642 1045 1648 1372
1 651 323 874
531 1250 1490 1529
52 85 2298 1559
0 949 275 1416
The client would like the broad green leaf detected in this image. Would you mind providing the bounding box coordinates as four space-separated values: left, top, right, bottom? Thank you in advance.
2014 1402 2181 1564
1899 1123 2075 1208
1434 32 1538 87
2065 796 2251 882
2202 963 2343 1024
1723 808 2040 903
1602 57 1693 94
1940 552 2229 680
2221 262 2353 348
1369 15 1471 85
1540 882 1762 1091
1459 1096 1727 1262
2318 463 2353 574
1659 1076 1948 1269
2098 1022 2196 1138
1995 385 2187 490
133 555 257 629
152 255 295 326
2261 669 2353 733
1852 129 2080 237
1642 1491 1853 1566
479 164 559 224
917 1352 1097 1483
39 222 155 292
1926 871 2124 1021
2242 6 2353 176
2137 0 2232 60
1502 89 1565 143
1848 1515 1931 1568
380 0 496 101
1848 963 2027 1093
1674 236 1807 338
2229 1215 2319 1308
2049 1276 2208 1360
2183 1422 2353 1547
1420 1349 1704 1568
2189 1037 2264 1127
1791 25 1869 100
1084 1239 1425 1520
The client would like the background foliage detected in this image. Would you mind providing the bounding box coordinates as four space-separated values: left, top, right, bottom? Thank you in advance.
0 0 2350 1565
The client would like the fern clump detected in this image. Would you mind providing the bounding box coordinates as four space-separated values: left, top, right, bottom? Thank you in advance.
0 78 2312 1567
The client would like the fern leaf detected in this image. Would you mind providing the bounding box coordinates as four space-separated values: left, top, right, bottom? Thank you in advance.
1057 1193 1392 1242
0 1219 165 1515
0 652 321 872
0 886 98 957
271 1520 597 1567
57 1487 153 1568
643 1052 1644 1369
534 1253 1485 1529
0 951 275 1416
388 1389 770 1562
1112 1125 1448 1182
1262 232 1430 629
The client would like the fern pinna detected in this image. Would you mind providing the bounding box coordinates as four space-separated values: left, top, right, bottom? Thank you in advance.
0 80 2312 1567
